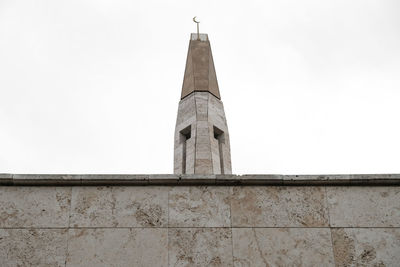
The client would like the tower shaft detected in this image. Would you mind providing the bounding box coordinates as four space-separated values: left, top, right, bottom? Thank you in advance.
174 34 232 174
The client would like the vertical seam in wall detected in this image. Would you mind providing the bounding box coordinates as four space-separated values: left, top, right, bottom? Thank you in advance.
193 94 198 174
207 42 210 96
182 131 186 174
191 41 196 93
229 186 234 266
207 93 213 173
64 186 73 267
167 187 170 266
329 227 336 267
208 97 213 173
324 186 331 228
325 185 336 266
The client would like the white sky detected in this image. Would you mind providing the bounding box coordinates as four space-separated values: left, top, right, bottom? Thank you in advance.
0 0 399 174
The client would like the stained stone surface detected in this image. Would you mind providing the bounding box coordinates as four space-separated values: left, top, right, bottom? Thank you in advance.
327 186 400 227
169 186 231 227
0 183 400 266
0 186 71 227
169 228 233 267
70 186 168 227
231 186 329 227
0 229 68 267
232 228 335 266
332 228 400 266
66 228 168 267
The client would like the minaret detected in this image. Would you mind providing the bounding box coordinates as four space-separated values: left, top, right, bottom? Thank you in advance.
174 33 232 174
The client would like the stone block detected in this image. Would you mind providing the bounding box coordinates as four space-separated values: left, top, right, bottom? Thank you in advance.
196 127 210 137
197 137 212 149
185 151 195 174
196 134 211 144
232 228 335 266
208 96 226 126
169 228 233 267
169 186 231 227
195 159 213 174
0 186 71 227
70 186 168 227
196 113 208 121
66 228 167 267
0 229 68 267
186 136 196 149
211 138 220 153
196 151 212 160
332 228 400 266
195 95 208 118
196 121 210 133
327 186 400 227
196 140 212 155
231 186 329 227
221 144 232 175
212 152 222 174
177 95 196 125
174 148 183 174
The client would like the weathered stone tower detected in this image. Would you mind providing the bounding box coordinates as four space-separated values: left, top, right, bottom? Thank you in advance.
174 33 232 174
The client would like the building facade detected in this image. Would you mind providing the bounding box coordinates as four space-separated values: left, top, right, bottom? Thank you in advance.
0 34 399 266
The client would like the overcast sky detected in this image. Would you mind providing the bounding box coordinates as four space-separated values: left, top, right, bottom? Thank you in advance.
1 0 399 174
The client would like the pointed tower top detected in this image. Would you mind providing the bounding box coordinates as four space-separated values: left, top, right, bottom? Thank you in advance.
181 33 221 100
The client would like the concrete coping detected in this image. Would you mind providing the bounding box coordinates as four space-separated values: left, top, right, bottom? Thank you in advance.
1 173 400 186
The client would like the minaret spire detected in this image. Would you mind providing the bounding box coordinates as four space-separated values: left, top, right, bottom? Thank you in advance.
174 32 232 174
181 33 221 100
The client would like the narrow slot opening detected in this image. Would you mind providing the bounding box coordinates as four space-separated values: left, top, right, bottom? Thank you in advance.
180 125 191 174
213 126 225 174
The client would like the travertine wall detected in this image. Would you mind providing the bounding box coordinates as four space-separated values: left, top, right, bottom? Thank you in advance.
1 177 399 266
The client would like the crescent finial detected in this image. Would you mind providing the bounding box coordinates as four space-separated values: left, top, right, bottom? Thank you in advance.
193 16 200 40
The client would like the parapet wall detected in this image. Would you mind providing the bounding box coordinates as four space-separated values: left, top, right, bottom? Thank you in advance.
1 174 399 266
1 173 400 186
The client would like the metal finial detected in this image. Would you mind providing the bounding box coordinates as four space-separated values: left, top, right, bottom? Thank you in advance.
193 16 200 40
